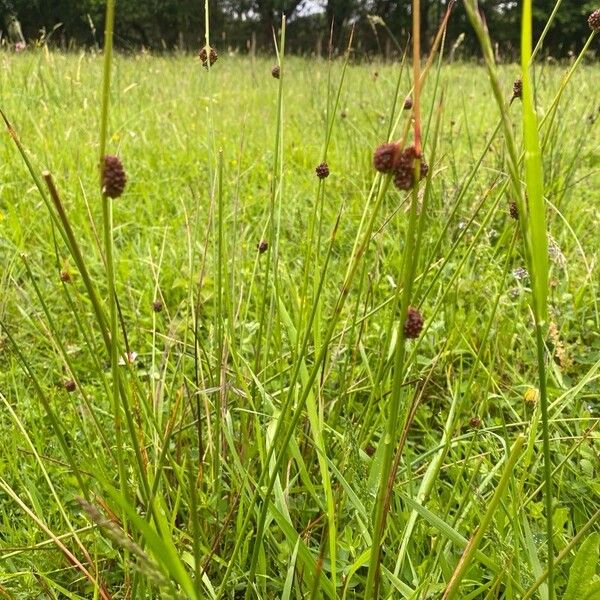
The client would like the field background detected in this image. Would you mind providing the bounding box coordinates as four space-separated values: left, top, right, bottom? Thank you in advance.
0 50 599 598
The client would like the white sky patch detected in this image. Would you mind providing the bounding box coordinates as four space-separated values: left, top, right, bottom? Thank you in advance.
297 0 325 17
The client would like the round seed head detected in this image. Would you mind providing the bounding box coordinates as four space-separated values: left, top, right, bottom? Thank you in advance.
509 202 519 220
257 239 269 254
315 162 330 179
199 45 218 67
588 9 600 31
64 379 77 392
403 306 424 339
152 300 163 313
373 142 400 173
102 155 127 199
60 270 72 283
271 65 280 79
403 96 413 110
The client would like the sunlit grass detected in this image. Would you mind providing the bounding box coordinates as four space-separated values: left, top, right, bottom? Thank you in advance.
0 25 599 599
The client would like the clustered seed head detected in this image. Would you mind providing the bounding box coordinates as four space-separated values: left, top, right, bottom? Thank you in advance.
403 306 424 339
588 9 600 31
373 142 400 173
512 78 522 100
403 96 413 110
64 379 77 392
199 45 218 67
152 300 164 313
60 270 72 283
509 201 519 220
392 145 428 190
315 162 330 179
271 65 280 79
102 155 127 199
257 239 269 254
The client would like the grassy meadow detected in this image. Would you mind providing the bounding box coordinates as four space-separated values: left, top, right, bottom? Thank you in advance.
0 37 599 600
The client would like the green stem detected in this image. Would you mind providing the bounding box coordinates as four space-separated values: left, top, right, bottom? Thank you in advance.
99 0 130 544
364 179 420 599
99 0 114 166
216 175 390 599
364 1 423 596
442 436 526 599
536 320 553 599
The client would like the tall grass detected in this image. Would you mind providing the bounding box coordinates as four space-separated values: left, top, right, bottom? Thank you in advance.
0 0 598 598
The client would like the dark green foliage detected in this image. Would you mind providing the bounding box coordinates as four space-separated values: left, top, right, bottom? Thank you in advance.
0 0 596 56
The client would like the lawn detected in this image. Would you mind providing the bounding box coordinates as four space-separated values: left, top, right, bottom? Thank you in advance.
0 43 599 599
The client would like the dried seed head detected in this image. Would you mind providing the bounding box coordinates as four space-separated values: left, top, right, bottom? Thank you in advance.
271 65 280 79
102 155 127 199
64 379 76 392
403 96 413 110
588 9 600 31
373 142 400 173
509 202 519 220
512 78 522 100
60 270 72 283
199 45 218 67
403 306 424 339
257 239 269 254
152 300 163 313
315 162 330 179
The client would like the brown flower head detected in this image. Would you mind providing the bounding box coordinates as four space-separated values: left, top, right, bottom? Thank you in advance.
403 306 424 339
152 300 164 313
64 379 77 392
512 78 522 101
373 142 400 173
588 9 600 31
392 145 427 191
199 45 218 67
469 416 482 429
404 96 413 110
102 155 127 198
315 162 330 179
257 239 269 254
271 65 280 79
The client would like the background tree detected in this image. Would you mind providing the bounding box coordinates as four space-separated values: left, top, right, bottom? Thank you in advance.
1 0 596 58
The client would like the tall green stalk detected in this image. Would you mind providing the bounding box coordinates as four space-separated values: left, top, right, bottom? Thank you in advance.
99 0 129 528
464 0 553 595
522 3 552 595
364 2 425 597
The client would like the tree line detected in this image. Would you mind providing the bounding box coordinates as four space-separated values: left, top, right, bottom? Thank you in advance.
1 0 598 59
